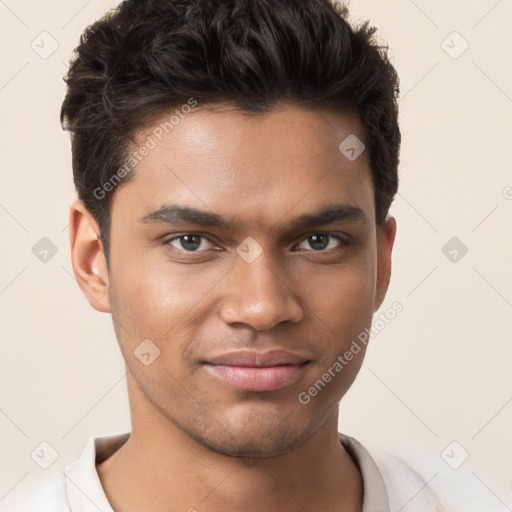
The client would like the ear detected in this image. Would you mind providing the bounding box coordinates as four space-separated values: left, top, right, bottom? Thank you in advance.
374 215 397 312
69 198 111 313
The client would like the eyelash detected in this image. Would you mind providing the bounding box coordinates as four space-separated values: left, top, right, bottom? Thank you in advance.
162 233 351 255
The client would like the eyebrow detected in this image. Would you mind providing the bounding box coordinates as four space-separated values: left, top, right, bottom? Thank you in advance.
138 202 368 230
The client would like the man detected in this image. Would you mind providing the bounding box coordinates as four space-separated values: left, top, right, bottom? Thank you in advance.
5 0 490 510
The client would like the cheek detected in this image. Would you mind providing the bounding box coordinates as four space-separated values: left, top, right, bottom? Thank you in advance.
297 261 376 405
301 254 377 384
110 249 218 325
302 247 377 324
109 236 376 362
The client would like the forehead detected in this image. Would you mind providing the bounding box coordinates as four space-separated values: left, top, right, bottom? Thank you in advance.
111 103 374 231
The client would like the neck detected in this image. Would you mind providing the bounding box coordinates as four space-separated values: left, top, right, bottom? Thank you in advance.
97 376 363 512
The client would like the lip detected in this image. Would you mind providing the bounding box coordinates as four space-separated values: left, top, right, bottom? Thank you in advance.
203 350 310 392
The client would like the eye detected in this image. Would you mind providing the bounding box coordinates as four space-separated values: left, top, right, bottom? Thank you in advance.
166 234 215 252
163 232 349 255
295 234 348 252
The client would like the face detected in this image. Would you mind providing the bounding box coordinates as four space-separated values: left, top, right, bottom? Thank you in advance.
70 103 396 457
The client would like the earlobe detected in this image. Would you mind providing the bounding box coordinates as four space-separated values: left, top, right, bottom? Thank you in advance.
374 215 397 312
69 198 111 313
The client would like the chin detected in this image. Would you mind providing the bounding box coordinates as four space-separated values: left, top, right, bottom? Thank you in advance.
183 409 317 458
192 429 305 458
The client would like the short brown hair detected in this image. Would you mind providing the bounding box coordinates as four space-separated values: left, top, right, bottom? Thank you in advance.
61 0 401 269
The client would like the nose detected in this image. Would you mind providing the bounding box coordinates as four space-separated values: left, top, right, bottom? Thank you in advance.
219 249 304 331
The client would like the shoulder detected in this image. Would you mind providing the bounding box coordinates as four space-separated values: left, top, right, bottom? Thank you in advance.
0 471 70 512
369 446 503 512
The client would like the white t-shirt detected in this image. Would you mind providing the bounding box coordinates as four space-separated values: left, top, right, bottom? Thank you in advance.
1 431 501 511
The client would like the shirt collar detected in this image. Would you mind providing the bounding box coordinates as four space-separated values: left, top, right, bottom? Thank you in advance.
338 432 390 511
64 432 129 512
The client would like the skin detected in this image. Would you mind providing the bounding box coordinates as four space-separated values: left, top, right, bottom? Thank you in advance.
69 102 396 512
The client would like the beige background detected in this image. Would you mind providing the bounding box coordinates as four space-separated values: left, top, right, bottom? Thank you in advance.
0 0 511 508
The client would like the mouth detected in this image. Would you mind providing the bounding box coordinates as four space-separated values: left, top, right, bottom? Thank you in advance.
202 350 311 392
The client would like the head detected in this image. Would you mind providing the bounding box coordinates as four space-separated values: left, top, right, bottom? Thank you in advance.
65 0 400 457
